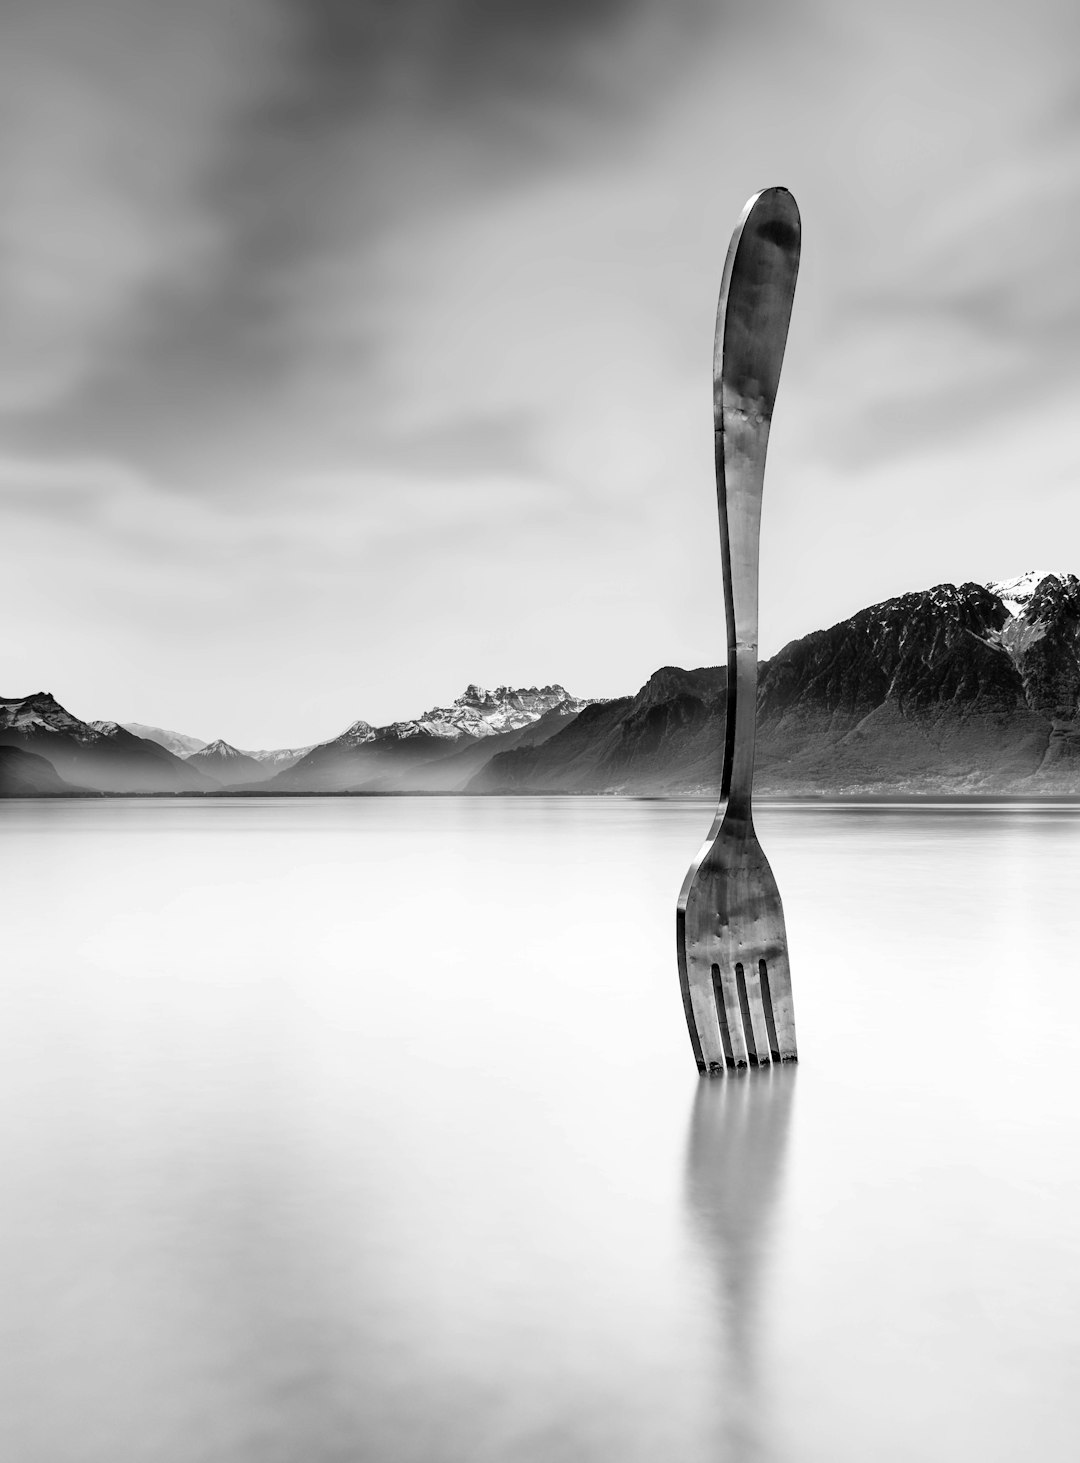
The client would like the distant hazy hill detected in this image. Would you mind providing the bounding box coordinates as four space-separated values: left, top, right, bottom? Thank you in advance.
0 695 219 793
121 722 208 757
184 739 266 786
472 572 1080 795
0 744 89 797
122 722 313 771
235 744 315 771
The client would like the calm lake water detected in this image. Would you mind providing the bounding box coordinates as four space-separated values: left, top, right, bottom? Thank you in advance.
2 795 1079 1462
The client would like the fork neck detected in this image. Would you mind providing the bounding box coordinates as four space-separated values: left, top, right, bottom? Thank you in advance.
716 410 768 824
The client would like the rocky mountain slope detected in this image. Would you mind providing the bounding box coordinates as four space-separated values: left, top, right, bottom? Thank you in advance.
472 573 1080 795
468 671 718 794
0 695 220 793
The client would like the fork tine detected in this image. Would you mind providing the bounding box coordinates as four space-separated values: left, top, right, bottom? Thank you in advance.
689 981 726 1073
754 959 781 1060
709 964 738 1070
760 948 798 1060
740 959 775 1064
716 963 751 1069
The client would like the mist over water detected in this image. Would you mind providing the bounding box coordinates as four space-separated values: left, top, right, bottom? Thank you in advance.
2 797 1079 1462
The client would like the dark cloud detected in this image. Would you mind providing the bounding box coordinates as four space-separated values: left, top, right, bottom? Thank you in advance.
7 0 724 484
288 0 687 114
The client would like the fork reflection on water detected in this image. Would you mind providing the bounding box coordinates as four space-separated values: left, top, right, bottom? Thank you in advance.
685 1068 796 1459
1 796 1080 1462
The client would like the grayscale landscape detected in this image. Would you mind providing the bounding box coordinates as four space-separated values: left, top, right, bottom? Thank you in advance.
3 0 1080 1460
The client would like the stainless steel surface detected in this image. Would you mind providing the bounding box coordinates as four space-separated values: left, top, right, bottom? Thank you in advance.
677 186 801 1073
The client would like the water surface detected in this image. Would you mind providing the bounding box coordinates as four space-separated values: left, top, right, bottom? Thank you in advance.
2 796 1079 1461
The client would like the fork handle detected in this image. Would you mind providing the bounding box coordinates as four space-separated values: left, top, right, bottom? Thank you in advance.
714 188 800 820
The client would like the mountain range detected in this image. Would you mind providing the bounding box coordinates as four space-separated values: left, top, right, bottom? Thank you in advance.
472 570 1080 794
124 724 316 770
0 696 217 794
4 571 1080 798
0 684 591 796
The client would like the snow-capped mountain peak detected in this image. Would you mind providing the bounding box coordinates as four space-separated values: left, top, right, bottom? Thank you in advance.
176 737 317 770
89 720 122 737
196 739 245 759
338 720 377 747
378 684 588 742
1 692 95 740
986 570 1071 616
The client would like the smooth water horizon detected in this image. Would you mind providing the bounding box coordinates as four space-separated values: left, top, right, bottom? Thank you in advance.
3 795 1079 1461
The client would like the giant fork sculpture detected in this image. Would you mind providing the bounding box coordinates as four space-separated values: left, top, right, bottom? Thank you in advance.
677 186 801 1075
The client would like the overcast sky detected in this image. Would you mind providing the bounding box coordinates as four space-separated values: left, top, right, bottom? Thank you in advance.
2 0 1080 746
